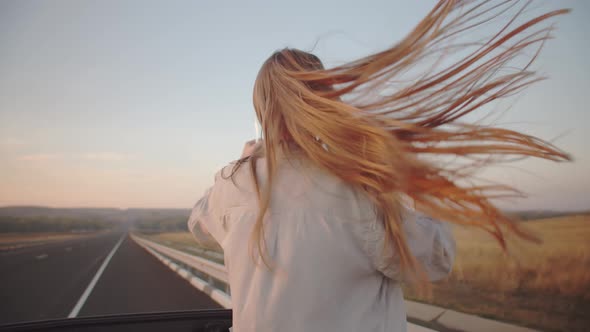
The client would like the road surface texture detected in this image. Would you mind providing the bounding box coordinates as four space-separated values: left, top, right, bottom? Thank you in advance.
0 232 220 325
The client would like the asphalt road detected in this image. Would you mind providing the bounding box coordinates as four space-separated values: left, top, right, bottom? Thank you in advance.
0 231 221 325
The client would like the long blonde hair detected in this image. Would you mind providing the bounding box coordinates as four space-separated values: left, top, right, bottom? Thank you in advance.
245 0 570 284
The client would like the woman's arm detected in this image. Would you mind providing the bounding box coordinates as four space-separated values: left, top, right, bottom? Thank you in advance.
187 140 260 247
361 210 456 282
404 213 456 281
187 164 235 247
188 186 222 248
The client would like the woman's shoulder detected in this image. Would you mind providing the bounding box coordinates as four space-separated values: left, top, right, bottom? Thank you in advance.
212 158 250 186
213 157 266 195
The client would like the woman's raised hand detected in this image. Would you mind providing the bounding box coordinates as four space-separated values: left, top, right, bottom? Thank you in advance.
241 139 260 159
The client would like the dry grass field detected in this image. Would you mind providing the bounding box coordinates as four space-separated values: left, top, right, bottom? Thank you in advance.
141 232 200 248
405 214 590 332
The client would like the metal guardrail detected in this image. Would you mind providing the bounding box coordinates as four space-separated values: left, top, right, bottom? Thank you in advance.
132 235 228 283
131 234 231 308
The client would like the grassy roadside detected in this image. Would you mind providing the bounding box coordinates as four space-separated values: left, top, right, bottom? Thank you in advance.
0 232 97 250
137 232 224 264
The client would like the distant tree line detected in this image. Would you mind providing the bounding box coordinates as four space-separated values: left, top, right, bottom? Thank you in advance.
0 215 116 233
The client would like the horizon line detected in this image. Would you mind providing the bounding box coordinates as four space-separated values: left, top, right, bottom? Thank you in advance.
0 204 588 214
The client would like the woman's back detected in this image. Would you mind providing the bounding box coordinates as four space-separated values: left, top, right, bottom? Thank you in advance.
189 156 455 332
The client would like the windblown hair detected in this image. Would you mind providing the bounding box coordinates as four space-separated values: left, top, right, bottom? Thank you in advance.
245 0 571 285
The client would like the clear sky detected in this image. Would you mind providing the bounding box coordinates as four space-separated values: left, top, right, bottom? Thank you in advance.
0 0 588 210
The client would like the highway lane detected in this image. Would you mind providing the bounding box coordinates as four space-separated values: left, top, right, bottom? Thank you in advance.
0 231 220 325
78 234 221 316
0 232 120 324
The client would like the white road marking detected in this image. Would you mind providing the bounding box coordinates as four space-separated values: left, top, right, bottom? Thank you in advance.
68 233 126 318
35 254 48 260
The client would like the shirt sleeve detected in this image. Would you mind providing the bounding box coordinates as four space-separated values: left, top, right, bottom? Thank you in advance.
187 167 230 246
360 210 456 282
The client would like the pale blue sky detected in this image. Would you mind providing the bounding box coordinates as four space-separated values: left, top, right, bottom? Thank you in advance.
0 0 588 210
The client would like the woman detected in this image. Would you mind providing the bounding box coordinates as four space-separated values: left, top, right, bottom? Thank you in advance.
188 1 570 331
